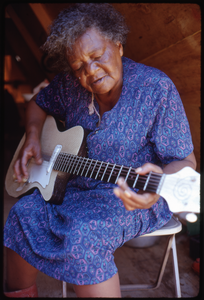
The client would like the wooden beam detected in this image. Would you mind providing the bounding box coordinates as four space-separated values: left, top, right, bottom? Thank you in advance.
5 24 46 88
6 4 54 82
29 3 52 34
6 5 42 65
139 30 201 66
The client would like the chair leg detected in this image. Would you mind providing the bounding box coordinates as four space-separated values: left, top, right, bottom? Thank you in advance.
171 235 181 298
120 235 174 291
153 235 174 289
62 281 67 298
121 233 182 298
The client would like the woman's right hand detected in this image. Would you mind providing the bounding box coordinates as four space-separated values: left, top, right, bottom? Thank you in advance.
13 133 43 183
13 96 47 183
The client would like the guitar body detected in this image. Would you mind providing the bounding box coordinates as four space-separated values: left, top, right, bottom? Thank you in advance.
5 115 200 215
5 116 87 204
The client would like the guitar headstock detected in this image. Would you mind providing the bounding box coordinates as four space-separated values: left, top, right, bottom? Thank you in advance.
158 167 200 216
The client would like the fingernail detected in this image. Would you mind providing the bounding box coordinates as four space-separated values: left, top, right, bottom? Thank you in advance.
124 190 131 198
135 167 142 173
117 178 124 185
22 177 28 183
114 188 120 197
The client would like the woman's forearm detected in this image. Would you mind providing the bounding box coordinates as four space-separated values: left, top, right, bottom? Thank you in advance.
25 95 47 139
163 152 197 174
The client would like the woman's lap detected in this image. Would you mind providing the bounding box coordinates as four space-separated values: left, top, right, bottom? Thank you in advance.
4 182 172 285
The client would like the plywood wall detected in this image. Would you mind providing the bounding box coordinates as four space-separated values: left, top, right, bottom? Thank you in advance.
112 3 201 171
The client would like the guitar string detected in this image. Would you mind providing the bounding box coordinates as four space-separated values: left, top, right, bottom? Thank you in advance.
54 153 162 191
54 159 159 193
54 153 162 182
55 153 161 178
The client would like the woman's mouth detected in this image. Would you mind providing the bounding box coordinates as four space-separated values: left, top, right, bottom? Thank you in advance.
93 76 106 85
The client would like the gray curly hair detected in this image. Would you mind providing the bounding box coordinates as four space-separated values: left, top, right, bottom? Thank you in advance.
42 3 129 73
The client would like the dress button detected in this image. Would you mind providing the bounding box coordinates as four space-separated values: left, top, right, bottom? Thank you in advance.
95 130 98 134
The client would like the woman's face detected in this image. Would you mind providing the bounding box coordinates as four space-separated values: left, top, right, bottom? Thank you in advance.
67 27 123 95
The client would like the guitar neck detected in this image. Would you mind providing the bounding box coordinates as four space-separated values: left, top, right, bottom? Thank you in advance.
54 152 163 193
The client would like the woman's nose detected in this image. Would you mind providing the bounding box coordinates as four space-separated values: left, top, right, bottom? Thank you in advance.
84 60 99 76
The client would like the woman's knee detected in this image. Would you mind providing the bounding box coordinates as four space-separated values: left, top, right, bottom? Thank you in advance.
73 272 121 298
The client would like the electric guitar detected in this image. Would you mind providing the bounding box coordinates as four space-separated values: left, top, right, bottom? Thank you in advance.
5 116 200 216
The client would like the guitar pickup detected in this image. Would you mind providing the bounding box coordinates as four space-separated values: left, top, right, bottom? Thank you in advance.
46 145 62 174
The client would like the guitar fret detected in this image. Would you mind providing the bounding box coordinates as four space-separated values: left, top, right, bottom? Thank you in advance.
101 162 109 181
156 174 165 194
58 154 69 172
90 160 98 178
62 154 70 172
80 158 89 177
133 173 139 188
57 154 66 171
66 155 75 173
95 161 103 179
143 171 152 191
115 165 123 183
125 167 132 182
85 159 93 177
62 154 69 171
69 155 79 174
73 157 81 174
107 164 116 182
76 157 85 175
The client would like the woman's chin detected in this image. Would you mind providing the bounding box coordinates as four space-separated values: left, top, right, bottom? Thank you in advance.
91 78 119 95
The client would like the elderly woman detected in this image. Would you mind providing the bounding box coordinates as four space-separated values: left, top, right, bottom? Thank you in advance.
4 3 196 298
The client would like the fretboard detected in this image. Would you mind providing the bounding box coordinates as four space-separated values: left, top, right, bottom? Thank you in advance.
53 152 163 193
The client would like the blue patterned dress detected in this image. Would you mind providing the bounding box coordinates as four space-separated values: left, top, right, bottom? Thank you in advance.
4 57 193 285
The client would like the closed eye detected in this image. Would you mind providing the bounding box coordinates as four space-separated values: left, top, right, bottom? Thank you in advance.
95 55 102 60
74 65 83 72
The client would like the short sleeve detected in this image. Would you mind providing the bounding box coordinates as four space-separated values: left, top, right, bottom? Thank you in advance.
35 72 72 122
149 77 194 164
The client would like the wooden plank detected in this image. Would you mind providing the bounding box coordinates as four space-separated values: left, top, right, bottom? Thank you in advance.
29 3 52 34
6 4 54 83
138 32 201 102
5 19 45 88
6 5 42 65
115 3 201 62
41 3 71 20
136 32 201 171
183 106 200 172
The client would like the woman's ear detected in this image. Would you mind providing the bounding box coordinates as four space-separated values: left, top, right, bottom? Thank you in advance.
116 42 123 57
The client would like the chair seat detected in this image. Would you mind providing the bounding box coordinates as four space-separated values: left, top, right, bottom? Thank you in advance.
141 216 182 237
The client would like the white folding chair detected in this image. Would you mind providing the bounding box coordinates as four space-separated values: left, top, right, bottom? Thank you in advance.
120 215 182 297
62 216 182 298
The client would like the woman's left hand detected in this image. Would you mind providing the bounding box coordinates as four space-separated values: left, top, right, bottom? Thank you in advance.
113 163 163 211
